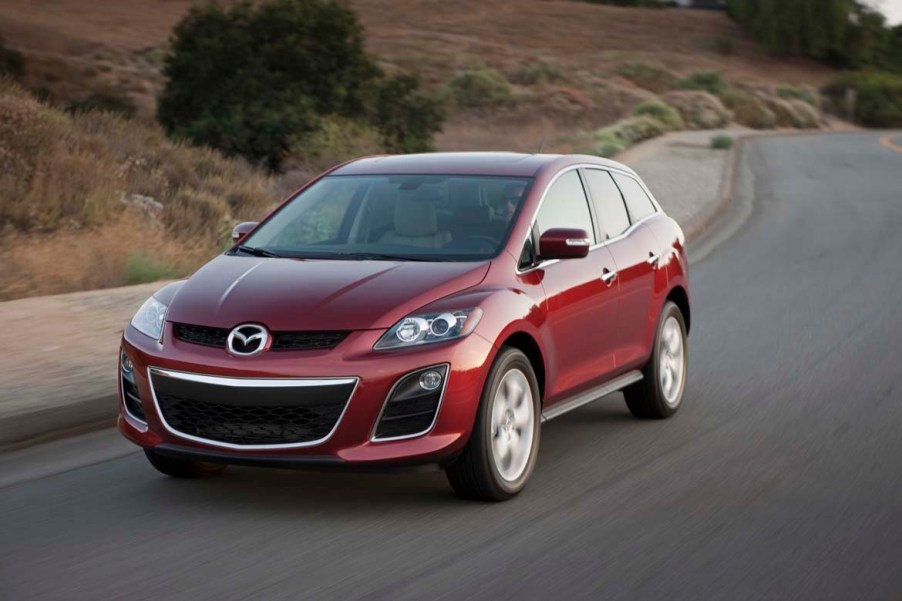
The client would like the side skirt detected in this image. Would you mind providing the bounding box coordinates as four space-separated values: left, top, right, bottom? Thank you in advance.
541 370 643 422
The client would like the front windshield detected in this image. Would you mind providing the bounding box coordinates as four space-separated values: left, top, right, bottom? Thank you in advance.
239 174 532 261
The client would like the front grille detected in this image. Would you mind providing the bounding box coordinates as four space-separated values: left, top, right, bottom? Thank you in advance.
151 370 356 446
173 323 349 351
373 365 448 440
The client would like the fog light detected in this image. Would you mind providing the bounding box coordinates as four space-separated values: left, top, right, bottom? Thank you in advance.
120 350 133 374
419 370 443 391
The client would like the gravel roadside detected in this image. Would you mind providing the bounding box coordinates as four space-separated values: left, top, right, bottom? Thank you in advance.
0 135 743 450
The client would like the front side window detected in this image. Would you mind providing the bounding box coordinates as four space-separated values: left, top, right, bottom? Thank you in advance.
240 174 532 261
535 170 596 242
612 173 656 223
583 169 631 239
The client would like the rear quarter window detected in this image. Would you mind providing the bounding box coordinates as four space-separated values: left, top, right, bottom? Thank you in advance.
612 173 657 223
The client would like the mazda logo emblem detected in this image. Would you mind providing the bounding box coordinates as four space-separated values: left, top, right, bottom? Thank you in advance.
227 324 270 356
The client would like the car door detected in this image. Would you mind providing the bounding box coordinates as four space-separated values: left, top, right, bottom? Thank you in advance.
529 169 621 405
603 171 661 370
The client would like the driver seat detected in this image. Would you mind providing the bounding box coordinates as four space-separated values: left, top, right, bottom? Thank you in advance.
379 197 452 248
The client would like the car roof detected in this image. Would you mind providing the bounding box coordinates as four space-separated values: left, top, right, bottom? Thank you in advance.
330 152 638 178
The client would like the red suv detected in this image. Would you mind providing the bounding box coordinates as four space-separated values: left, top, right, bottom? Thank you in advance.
119 153 690 501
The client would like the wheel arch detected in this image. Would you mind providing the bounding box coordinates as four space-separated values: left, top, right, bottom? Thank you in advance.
499 331 546 403
665 285 690 333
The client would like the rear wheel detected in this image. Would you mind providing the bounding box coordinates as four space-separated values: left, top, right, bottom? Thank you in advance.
445 348 540 501
144 449 227 478
624 301 687 419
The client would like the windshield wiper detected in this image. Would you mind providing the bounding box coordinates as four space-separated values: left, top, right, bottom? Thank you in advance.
236 245 282 258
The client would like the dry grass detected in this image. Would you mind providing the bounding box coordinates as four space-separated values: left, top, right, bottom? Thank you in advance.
0 81 277 300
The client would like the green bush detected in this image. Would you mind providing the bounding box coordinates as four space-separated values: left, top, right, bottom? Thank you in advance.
443 67 517 109
368 74 444 153
633 100 684 130
66 89 137 118
0 36 24 79
775 84 820 107
720 89 776 129
509 58 567 86
617 62 678 93
593 115 669 157
125 252 179 285
710 134 734 150
157 0 442 170
677 70 728 95
824 71 902 127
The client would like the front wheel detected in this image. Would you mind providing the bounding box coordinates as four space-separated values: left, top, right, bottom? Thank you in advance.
445 348 541 501
624 301 688 419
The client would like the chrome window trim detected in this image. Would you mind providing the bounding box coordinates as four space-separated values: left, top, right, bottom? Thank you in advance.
515 163 661 275
146 367 359 450
370 363 451 443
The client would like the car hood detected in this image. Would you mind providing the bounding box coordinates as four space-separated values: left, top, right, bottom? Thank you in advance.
166 255 491 331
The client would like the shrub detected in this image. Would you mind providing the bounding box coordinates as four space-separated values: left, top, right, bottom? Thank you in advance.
368 74 444 153
125 252 178 285
720 89 776 129
824 71 902 127
0 36 24 79
443 67 517 109
661 91 732 129
66 89 137 118
760 96 821 128
711 134 734 150
775 85 820 107
633 100 684 130
592 115 669 157
616 62 678 93
157 0 442 170
509 59 567 86
677 70 728 95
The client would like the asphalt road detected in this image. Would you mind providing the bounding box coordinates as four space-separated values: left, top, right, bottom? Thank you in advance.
2 133 902 600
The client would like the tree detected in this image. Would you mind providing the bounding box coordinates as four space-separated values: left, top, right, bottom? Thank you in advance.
0 36 24 79
157 0 442 170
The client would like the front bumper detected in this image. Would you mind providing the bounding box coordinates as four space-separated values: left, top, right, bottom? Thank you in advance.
118 322 495 467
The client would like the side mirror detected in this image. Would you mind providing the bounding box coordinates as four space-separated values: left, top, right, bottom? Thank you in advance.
538 228 591 261
231 221 258 243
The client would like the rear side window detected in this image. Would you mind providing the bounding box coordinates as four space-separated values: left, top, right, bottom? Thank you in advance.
535 171 596 243
612 173 656 223
583 169 631 239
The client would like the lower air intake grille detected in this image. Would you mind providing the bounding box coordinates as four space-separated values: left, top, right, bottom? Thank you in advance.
373 365 448 440
151 369 356 446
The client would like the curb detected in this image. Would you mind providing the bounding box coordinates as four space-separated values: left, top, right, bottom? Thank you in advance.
681 136 743 243
0 396 118 453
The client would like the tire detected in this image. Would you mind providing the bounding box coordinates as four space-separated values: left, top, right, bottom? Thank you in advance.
144 449 227 479
624 301 688 419
445 348 541 502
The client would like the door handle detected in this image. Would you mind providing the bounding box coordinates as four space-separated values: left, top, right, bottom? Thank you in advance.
601 269 617 285
647 252 660 266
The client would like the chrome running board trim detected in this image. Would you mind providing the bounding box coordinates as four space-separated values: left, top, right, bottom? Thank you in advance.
541 370 643 422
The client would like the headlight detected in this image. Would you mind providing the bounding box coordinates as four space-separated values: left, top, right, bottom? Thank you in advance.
130 297 168 341
374 308 483 350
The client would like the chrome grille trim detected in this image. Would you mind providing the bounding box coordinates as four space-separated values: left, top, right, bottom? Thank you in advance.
147 367 358 450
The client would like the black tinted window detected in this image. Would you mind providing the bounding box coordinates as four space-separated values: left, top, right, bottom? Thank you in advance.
535 171 595 243
584 169 631 239
613 173 656 223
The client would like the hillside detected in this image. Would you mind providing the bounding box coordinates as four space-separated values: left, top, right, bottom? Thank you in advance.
0 0 838 151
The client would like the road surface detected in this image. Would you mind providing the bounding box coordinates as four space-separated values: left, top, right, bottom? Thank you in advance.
2 133 902 600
